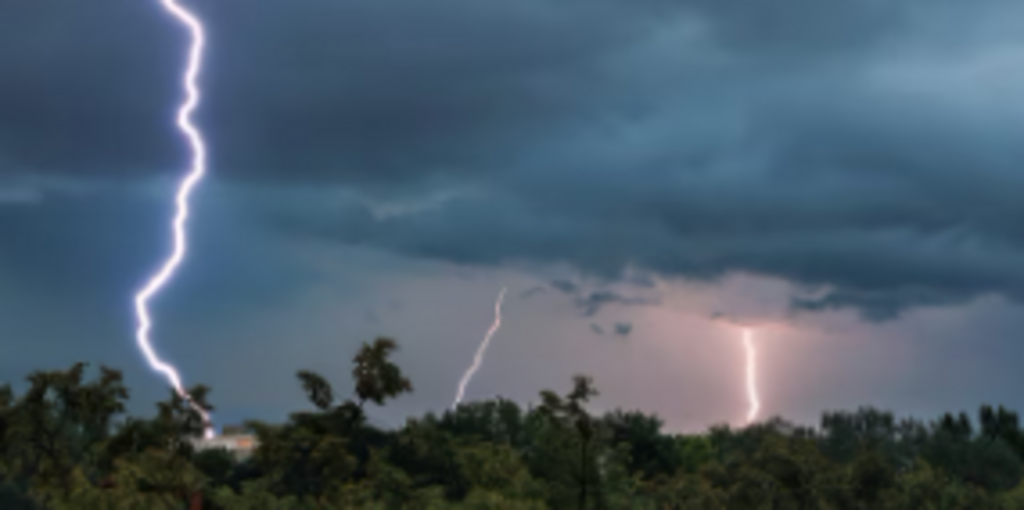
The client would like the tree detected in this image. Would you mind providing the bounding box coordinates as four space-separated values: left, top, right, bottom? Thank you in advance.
103 385 214 509
602 410 680 480
455 441 542 502
674 434 714 475
209 477 308 510
192 447 237 490
294 337 413 433
105 383 213 463
531 375 614 510
8 340 1024 508
922 411 1023 492
243 337 413 502
1 363 130 504
881 459 1003 510
351 338 414 414
438 398 526 448
389 415 466 499
819 407 898 465
850 447 896 505
701 429 851 509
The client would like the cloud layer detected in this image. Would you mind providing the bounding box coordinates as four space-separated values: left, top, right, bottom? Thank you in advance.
2 0 1024 320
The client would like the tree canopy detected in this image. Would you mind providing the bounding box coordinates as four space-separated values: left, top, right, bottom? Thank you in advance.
2 336 1024 509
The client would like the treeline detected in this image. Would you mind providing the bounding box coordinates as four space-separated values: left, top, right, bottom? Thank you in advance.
3 337 1024 509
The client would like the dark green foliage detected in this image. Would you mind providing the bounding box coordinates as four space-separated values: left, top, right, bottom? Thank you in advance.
0 479 34 510
602 410 681 480
4 339 1024 509
351 337 413 408
296 371 334 412
192 448 235 488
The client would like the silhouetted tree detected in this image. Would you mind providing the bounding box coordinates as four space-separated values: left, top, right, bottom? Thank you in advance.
5 340 1024 509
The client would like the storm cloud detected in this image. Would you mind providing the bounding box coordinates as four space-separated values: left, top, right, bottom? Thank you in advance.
547 279 656 316
3 0 1024 320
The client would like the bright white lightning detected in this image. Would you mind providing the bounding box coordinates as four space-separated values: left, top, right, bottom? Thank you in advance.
133 0 213 438
452 287 507 409
742 328 760 424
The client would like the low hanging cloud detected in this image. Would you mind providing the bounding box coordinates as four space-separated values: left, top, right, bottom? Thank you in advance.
587 321 632 338
549 279 580 295
0 188 40 206
518 286 547 300
547 279 657 317
518 278 655 316
2 0 1024 321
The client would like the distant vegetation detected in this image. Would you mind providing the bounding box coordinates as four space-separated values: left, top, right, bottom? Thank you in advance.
3 337 1024 509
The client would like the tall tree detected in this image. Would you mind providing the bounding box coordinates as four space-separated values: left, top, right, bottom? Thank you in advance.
2 363 130 504
602 410 680 480
246 337 413 501
532 375 615 510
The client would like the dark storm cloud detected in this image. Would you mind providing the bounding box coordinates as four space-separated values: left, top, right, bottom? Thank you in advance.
791 289 968 323
3 0 1024 320
549 280 580 295
0 0 675 183
0 185 312 310
0 2 182 177
588 322 631 337
0 189 163 301
577 291 654 317
547 279 654 316
0 189 40 206
625 273 657 289
518 286 547 300
0 0 951 181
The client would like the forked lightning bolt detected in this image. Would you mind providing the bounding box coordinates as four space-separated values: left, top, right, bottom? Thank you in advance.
452 287 507 409
133 0 213 438
743 328 760 424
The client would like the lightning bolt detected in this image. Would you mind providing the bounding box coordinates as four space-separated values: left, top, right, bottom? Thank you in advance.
452 287 507 409
133 0 213 438
742 328 760 424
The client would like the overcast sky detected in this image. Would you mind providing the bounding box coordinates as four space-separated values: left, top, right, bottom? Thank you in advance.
2 0 1024 433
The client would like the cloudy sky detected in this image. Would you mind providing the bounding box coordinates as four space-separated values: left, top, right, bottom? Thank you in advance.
2 0 1024 433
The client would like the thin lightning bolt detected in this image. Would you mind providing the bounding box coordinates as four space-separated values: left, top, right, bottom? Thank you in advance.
133 0 213 438
743 328 760 424
452 287 507 409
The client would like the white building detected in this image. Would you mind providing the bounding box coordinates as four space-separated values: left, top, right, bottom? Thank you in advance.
189 432 259 461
